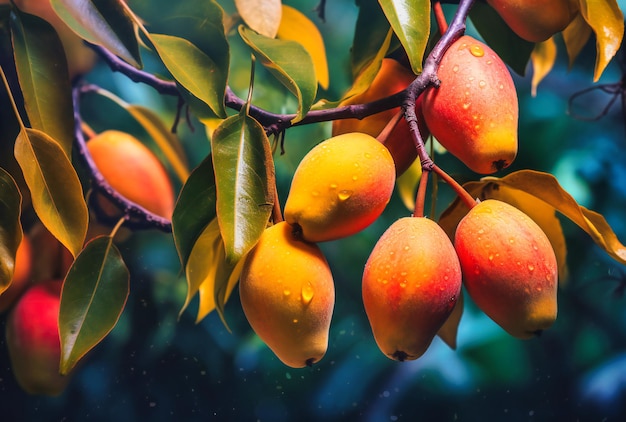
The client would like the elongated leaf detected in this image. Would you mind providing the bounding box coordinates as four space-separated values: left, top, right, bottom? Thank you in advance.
10 10 74 157
50 0 141 68
277 5 329 90
235 0 281 38
396 158 422 212
172 156 217 270
530 38 557 97
351 0 391 78
378 0 430 74
211 111 275 264
0 168 22 295
150 33 227 118
562 13 593 68
239 26 317 123
59 235 129 374
579 0 624 81
14 128 88 257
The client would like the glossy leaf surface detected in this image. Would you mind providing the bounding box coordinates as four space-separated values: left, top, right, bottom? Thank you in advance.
0 168 22 295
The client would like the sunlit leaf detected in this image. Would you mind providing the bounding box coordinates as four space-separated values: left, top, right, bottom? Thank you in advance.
562 13 592 68
235 0 281 38
172 156 217 271
396 158 422 212
50 0 141 68
277 5 329 90
211 111 275 264
10 10 74 157
59 235 129 374
0 168 22 296
378 0 430 74
149 33 227 118
530 37 557 97
579 0 624 81
240 26 317 123
351 0 391 78
437 290 463 350
14 128 88 257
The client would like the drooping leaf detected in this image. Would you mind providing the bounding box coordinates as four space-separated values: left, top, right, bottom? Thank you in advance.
10 10 74 157
149 33 227 118
469 2 534 76
351 0 391 78
0 168 22 295
172 155 217 270
14 128 88 257
579 0 624 81
277 5 329 90
562 13 593 68
234 0 282 38
396 158 422 212
50 0 141 68
239 26 317 123
59 235 129 375
530 37 557 97
211 111 275 264
378 0 430 74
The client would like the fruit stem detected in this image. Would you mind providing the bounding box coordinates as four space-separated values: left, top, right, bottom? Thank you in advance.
414 167 430 218
272 185 284 223
431 164 477 210
434 1 449 36
376 109 403 145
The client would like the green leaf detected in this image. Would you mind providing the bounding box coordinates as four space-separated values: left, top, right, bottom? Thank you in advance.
149 33 227 118
59 235 129 375
378 0 430 74
470 2 534 76
239 26 317 123
351 0 391 78
14 128 88 257
0 168 23 295
10 9 74 158
211 111 275 264
579 0 624 81
235 0 282 38
172 155 217 270
50 0 141 68
396 159 422 212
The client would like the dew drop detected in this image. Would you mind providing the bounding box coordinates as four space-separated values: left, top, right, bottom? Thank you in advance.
338 190 353 201
462 103 471 110
478 80 486 88
478 228 485 234
329 183 338 189
474 124 481 130
499 84 505 90
452 65 459 73
488 254 494 261
509 238 515 244
311 190 320 197
527 264 535 272
487 60 493 65
354 162 360 168
536 286 543 292
404 245 410 251
352 175 358 181
283 289 291 298
470 45 484 57
444 275 449 281
301 283 315 305
382 279 389 285
399 282 407 288
468 76 475 82
365 152 372 159
533 244 539 251
293 319 299 324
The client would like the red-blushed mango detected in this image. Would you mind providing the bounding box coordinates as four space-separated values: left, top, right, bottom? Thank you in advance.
87 130 175 220
239 222 335 368
362 217 462 361
5 280 71 395
454 199 558 338
332 58 429 175
284 132 395 242
487 0 579 43
423 36 518 174
0 236 32 313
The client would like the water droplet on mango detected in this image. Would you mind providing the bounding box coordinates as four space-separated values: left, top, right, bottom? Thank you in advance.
470 45 484 57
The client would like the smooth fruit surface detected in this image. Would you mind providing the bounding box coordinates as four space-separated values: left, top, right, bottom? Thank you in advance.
362 217 462 361
454 199 558 338
5 280 69 395
487 0 579 42
87 130 175 219
0 236 32 313
239 222 335 368
284 132 395 242
423 35 518 174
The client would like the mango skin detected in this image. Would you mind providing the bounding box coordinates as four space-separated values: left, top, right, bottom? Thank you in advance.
284 132 395 243
454 199 558 339
0 235 32 313
362 217 462 361
5 280 70 396
423 36 518 174
239 222 335 368
332 58 429 176
487 0 579 43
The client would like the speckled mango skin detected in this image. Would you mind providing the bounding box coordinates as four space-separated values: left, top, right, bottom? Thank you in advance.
454 200 558 339
423 36 518 174
362 217 462 361
284 133 395 243
239 222 335 368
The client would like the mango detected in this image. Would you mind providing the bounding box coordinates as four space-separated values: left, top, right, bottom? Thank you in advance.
454 199 558 338
284 132 395 242
239 221 335 368
362 217 462 361
422 36 518 174
0 235 32 313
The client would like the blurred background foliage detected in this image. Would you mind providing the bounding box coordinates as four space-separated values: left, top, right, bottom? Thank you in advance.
2 0 626 420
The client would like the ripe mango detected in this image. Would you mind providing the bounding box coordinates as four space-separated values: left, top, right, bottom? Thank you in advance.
284 132 395 242
454 199 558 338
0 235 32 313
422 36 518 174
362 217 462 361
239 222 335 368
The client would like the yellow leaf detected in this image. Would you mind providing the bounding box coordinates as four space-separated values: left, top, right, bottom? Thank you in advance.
235 0 282 38
579 0 624 81
562 13 592 68
530 38 557 97
277 5 329 90
396 158 422 212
